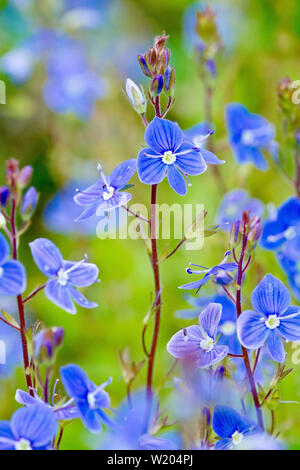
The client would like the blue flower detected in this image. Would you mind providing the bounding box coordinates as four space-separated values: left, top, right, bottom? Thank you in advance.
60 364 113 433
74 159 136 221
29 238 99 314
276 251 300 300
0 234 26 296
237 274 300 363
184 122 225 165
0 304 22 377
179 250 237 291
216 189 264 230
137 117 207 195
0 405 58 450
226 103 278 170
212 405 259 450
0 46 36 84
167 303 228 368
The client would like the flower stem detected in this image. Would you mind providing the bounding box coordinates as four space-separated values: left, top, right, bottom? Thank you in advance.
10 198 34 396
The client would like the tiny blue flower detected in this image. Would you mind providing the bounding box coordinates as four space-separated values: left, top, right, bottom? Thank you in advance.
184 122 225 165
226 103 278 170
216 189 264 230
29 238 99 314
167 303 228 368
237 274 300 363
179 250 237 291
212 405 259 450
74 159 136 221
0 234 26 296
60 364 113 434
0 405 58 450
137 117 208 195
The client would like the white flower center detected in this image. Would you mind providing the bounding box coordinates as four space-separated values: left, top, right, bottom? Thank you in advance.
103 186 115 200
0 267 3 278
162 151 176 165
241 129 255 146
193 135 205 148
231 431 243 446
87 391 97 410
220 321 236 336
200 335 214 352
265 314 280 330
57 268 69 287
15 438 32 450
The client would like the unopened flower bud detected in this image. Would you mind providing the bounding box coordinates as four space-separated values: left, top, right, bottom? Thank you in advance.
20 186 39 218
34 326 64 363
6 158 19 186
149 74 164 98
164 66 175 98
17 165 33 188
138 54 152 77
125 78 147 115
0 186 10 207
202 407 211 426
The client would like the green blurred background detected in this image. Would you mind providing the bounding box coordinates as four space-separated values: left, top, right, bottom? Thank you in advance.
0 0 300 449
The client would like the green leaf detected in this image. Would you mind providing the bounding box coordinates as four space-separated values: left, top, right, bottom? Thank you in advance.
1 310 20 329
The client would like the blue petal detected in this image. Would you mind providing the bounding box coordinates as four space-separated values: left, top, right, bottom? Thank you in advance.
251 274 291 316
261 219 287 251
74 179 105 206
178 275 210 290
145 117 183 153
184 122 210 144
234 144 268 170
29 238 63 277
213 405 257 439
95 191 132 216
167 325 202 359
77 401 102 433
139 433 177 450
200 148 225 165
64 261 99 287
75 204 99 221
167 165 187 195
11 405 58 449
267 331 285 363
278 306 300 341
196 344 228 368
279 197 300 226
109 159 136 190
176 144 207 175
0 234 9 265
68 284 97 309
0 421 15 450
15 390 42 407
198 302 222 339
45 279 76 314
214 438 232 450
55 404 80 421
60 364 91 400
0 260 26 295
137 148 166 185
237 310 268 349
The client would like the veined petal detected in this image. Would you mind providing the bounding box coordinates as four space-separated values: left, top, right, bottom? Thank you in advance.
213 405 257 439
167 325 202 359
11 405 58 449
251 274 291 316
29 238 63 277
237 310 268 349
60 364 91 400
74 179 105 206
167 165 187 195
267 331 285 363
137 148 166 185
145 117 183 153
178 276 210 290
214 438 232 450
64 261 99 287
68 284 97 309
0 421 15 450
0 260 26 295
75 204 99 221
278 306 300 341
196 344 228 368
198 302 222 339
15 389 43 407
109 159 136 190
176 144 207 175
200 149 225 165
0 234 9 265
45 279 76 314
96 192 132 216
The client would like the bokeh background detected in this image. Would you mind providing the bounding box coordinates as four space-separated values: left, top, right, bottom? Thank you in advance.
0 0 300 449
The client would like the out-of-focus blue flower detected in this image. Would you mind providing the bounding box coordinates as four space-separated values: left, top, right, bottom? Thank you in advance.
0 299 22 377
15 388 79 422
184 123 225 165
167 303 228 368
212 405 259 450
62 0 106 30
101 391 178 450
216 189 264 231
74 160 136 221
60 364 113 433
277 251 300 300
0 405 58 450
175 293 241 355
0 234 26 296
179 250 237 291
0 46 35 84
137 117 208 196
237 274 300 363
29 238 99 314
20 186 38 216
226 103 278 170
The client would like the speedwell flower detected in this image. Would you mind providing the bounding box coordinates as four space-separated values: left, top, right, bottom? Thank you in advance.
179 250 237 291
237 274 300 362
226 103 278 170
60 364 113 433
0 405 58 450
29 238 99 314
0 233 26 296
216 189 264 230
137 117 207 195
74 159 136 221
167 303 228 368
